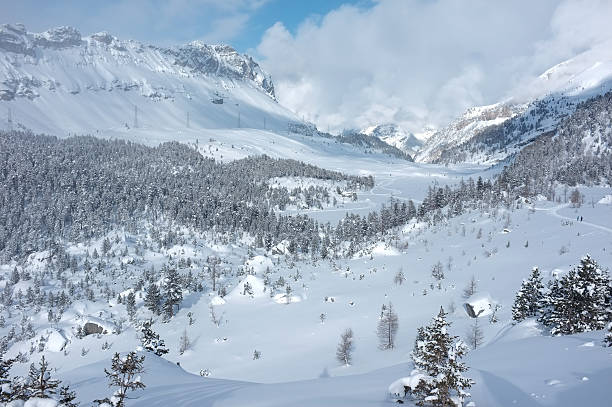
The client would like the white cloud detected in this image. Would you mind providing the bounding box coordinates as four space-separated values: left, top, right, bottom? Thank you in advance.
257 0 612 133
1 0 270 46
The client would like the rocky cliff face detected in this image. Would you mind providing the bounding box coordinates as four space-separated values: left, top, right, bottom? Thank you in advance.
0 23 275 102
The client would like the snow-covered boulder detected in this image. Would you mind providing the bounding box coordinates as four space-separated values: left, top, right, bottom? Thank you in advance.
463 293 495 318
227 275 266 300
388 370 427 398
210 295 226 306
243 255 274 274
44 329 67 352
598 194 612 204
273 293 302 304
9 398 59 407
77 316 116 335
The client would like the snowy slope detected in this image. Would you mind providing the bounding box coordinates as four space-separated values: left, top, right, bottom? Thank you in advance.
56 328 612 407
5 187 612 405
415 103 523 164
0 24 298 136
416 40 612 165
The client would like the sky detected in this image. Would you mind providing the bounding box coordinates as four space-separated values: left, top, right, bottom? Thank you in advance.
4 0 612 134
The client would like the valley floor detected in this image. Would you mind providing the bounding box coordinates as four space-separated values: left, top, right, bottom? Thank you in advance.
1 128 611 406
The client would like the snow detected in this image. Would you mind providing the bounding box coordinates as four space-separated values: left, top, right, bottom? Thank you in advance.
44 329 68 352
2 22 612 407
0 25 296 137
598 194 612 204
272 293 302 304
243 255 274 275
388 370 427 397
369 242 401 257
227 275 267 300
362 123 423 156
465 294 496 318
210 296 226 306
1 160 611 406
6 399 59 407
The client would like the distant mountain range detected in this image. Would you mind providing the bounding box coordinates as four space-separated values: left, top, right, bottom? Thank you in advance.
362 123 422 157
414 39 612 165
2 23 612 168
0 23 296 135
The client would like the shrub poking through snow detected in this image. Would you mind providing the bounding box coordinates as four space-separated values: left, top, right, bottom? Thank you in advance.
139 319 169 356
100 352 145 407
179 329 191 355
336 328 354 365
377 302 398 350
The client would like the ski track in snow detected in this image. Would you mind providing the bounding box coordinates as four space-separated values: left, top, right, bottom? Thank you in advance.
536 204 612 234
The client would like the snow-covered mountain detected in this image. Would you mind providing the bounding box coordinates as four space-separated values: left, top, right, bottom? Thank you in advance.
0 24 297 135
414 103 523 164
362 123 422 156
415 40 612 165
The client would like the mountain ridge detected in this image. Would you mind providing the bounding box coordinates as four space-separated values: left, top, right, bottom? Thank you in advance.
415 41 612 165
0 23 295 136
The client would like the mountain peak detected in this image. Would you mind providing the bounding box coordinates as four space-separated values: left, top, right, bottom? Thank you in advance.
362 123 422 155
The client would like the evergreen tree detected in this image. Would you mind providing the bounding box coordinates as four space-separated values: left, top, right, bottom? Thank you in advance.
377 302 399 350
139 319 169 356
103 352 146 407
336 328 354 366
412 326 426 357
126 292 137 321
26 355 60 398
102 238 112 256
0 351 16 402
541 255 610 335
58 384 80 407
410 307 473 407
162 268 183 320
605 322 612 347
512 267 544 322
143 283 161 315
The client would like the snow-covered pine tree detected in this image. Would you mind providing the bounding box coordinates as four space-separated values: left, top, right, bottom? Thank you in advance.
103 352 145 407
0 351 16 402
412 326 426 357
336 328 354 365
377 302 399 350
26 355 60 398
58 384 79 407
605 322 612 347
410 307 473 407
162 268 183 320
512 267 544 322
143 283 161 315
542 255 610 335
139 319 169 356
126 291 137 321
